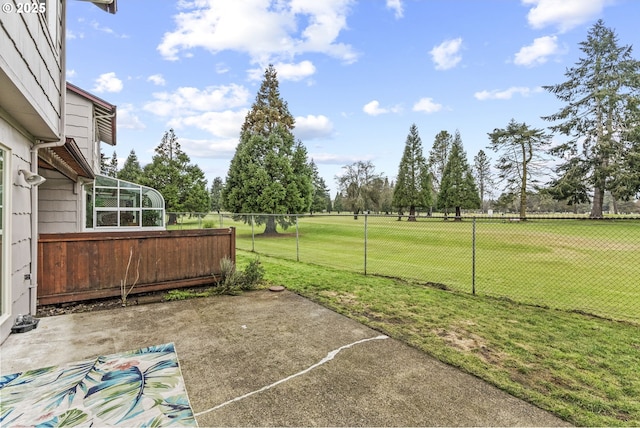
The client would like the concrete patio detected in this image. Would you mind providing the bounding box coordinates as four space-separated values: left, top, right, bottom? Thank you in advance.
0 289 570 426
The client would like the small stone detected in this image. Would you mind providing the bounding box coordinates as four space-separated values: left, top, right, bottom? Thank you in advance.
269 285 285 292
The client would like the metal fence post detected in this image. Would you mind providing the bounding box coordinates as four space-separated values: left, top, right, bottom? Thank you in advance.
251 215 255 252
364 213 368 275
296 215 300 262
219 213 223 227
472 216 476 295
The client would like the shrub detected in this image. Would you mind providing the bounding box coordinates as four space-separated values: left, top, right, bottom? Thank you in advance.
215 256 264 295
203 220 216 228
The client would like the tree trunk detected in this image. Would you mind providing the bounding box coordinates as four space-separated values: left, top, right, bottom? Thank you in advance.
454 206 462 221
408 206 417 221
591 186 605 218
263 216 278 234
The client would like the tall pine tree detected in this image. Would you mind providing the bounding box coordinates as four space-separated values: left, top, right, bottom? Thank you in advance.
117 149 142 183
141 129 210 222
438 132 480 220
393 124 432 221
543 20 640 218
223 64 312 234
210 177 224 213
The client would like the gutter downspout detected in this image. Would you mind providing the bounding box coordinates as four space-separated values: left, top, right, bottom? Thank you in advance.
28 1 67 315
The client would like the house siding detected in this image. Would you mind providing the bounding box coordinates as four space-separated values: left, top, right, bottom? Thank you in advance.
0 117 36 343
65 90 94 164
38 171 80 233
36 87 101 235
0 1 63 140
0 0 64 344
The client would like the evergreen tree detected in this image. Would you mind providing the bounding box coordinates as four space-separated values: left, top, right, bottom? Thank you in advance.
545 158 591 213
210 177 224 213
141 129 210 222
310 160 330 214
102 151 118 177
222 65 313 234
117 149 143 183
488 119 550 220
473 150 493 213
438 133 480 220
393 124 432 221
428 130 453 194
99 150 108 175
542 20 640 218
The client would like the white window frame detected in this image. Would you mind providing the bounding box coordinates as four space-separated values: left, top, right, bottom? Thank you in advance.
84 175 165 231
0 144 11 326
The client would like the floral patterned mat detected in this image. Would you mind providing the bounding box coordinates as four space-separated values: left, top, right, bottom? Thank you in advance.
0 343 197 427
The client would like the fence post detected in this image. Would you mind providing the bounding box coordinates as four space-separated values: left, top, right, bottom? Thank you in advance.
251 215 255 252
219 213 223 227
364 213 368 275
296 215 300 262
472 216 476 295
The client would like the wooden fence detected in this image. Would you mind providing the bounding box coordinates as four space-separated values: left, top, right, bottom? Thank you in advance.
37 228 236 305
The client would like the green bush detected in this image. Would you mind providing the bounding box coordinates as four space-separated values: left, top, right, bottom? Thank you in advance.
203 220 216 228
215 256 264 295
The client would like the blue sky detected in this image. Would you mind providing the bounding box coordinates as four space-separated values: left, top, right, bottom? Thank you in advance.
66 0 640 196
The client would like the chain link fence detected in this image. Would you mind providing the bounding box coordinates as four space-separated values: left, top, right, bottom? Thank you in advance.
168 212 640 323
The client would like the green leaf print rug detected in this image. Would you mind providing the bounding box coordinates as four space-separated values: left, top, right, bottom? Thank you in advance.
0 343 197 427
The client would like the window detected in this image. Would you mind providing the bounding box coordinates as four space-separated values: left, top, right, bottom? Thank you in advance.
86 175 164 229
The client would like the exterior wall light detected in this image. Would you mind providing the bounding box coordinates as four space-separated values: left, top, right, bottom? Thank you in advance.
18 169 46 186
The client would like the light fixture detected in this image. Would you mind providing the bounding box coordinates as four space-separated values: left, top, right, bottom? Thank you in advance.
19 169 46 186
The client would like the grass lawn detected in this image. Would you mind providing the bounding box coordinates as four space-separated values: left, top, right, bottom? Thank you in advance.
224 214 639 323
236 250 640 427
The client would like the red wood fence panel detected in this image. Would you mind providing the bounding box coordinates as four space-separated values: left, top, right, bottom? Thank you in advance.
37 228 236 305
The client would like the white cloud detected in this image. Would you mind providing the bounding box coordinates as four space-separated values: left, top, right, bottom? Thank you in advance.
294 114 334 139
270 61 316 81
169 110 247 139
66 29 83 40
67 69 77 79
474 86 542 100
363 100 386 116
412 97 443 114
514 35 563 67
158 0 358 66
147 74 166 86
386 0 404 19
430 37 463 70
93 72 123 93
310 152 373 165
90 20 128 38
117 103 145 130
523 0 611 33
178 137 240 159
144 84 250 117
363 100 401 116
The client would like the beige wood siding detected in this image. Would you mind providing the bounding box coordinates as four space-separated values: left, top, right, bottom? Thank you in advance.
65 91 94 166
38 171 80 233
0 0 64 140
0 118 34 342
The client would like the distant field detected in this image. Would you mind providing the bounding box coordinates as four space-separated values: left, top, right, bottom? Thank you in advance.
170 213 640 322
